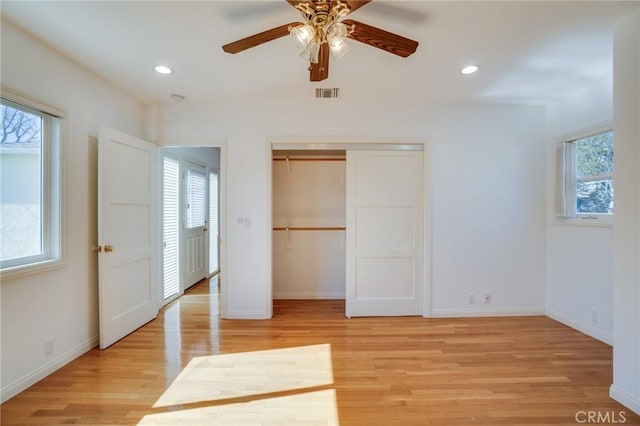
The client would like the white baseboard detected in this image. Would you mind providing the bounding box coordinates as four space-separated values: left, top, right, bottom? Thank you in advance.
429 307 545 318
273 291 345 300
1 335 98 403
223 311 270 319
610 384 640 415
545 309 613 345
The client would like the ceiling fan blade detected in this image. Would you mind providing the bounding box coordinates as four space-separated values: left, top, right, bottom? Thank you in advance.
310 43 330 81
222 22 301 54
342 19 418 58
344 0 372 14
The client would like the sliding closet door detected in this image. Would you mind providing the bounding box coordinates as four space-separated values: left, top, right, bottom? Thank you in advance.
346 150 423 317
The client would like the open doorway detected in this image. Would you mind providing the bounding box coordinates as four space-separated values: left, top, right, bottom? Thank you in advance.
161 147 221 306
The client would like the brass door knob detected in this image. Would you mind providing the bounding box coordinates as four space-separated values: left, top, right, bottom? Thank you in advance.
104 244 114 253
92 245 103 253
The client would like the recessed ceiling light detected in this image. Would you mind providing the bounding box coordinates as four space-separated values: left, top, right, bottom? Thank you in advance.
154 65 173 75
460 65 479 75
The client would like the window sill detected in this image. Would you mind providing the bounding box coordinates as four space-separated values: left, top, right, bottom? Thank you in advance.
1 258 65 282
554 216 613 228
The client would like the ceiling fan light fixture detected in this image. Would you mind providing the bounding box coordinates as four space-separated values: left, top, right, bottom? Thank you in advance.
291 0 355 64
328 22 349 39
327 34 344 49
329 39 349 59
327 23 349 59
221 0 419 83
290 24 315 49
300 40 321 63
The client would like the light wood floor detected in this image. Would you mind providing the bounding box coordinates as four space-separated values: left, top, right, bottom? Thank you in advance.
2 279 638 425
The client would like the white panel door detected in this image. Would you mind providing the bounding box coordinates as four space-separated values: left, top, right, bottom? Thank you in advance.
183 161 208 288
98 127 159 349
346 150 423 317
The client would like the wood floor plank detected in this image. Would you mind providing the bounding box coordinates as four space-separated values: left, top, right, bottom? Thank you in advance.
1 279 639 425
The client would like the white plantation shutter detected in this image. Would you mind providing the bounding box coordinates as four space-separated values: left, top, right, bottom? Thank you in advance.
186 167 206 228
163 155 180 300
555 142 577 218
209 170 219 274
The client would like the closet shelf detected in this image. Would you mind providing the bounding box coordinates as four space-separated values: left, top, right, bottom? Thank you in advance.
273 227 346 231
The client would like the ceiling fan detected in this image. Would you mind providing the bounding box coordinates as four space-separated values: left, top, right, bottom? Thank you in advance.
222 0 419 82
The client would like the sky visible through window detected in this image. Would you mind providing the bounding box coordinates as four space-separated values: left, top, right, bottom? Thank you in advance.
0 102 44 262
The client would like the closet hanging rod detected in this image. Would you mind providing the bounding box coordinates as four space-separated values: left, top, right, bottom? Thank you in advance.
273 227 346 231
272 157 346 162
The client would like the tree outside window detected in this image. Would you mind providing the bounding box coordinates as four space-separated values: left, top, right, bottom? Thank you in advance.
575 131 614 215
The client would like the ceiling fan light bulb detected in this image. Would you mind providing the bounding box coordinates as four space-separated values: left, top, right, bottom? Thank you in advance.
300 40 320 63
290 24 315 49
330 40 349 59
328 34 345 49
328 22 348 39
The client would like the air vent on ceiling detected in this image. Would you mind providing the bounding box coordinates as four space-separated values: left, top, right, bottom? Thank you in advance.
315 88 340 99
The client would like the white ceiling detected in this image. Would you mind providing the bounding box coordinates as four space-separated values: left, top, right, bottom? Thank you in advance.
2 1 637 106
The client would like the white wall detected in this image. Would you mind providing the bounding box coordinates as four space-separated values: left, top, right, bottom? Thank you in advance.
611 8 640 415
156 99 547 319
544 76 615 344
428 106 547 316
0 19 145 402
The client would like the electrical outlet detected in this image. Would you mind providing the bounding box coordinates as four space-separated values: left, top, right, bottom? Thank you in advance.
484 293 492 304
591 309 599 324
45 337 55 356
468 293 476 304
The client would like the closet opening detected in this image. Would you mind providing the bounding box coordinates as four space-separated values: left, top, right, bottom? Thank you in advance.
271 150 347 308
270 143 425 318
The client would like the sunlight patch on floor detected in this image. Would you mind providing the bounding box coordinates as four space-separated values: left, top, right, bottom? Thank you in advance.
141 344 338 424
139 389 339 425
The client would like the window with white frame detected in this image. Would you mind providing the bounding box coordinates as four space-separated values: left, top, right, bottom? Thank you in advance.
0 95 62 273
556 129 613 221
185 165 207 229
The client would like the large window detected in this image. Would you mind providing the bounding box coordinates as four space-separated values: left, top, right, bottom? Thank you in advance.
0 94 62 273
556 129 613 222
